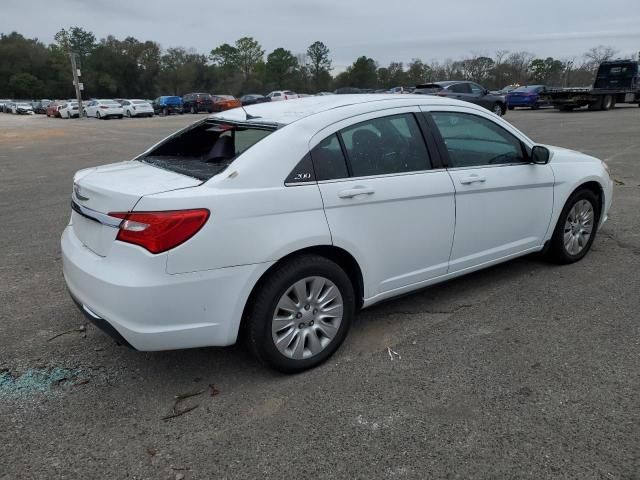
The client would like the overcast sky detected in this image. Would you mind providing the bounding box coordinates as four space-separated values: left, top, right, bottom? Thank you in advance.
4 0 640 71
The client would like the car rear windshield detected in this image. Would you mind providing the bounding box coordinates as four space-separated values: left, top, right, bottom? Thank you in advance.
133 100 148 104
284 91 296 95
140 120 277 181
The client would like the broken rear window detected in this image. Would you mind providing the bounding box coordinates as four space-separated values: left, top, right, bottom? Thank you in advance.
140 120 277 181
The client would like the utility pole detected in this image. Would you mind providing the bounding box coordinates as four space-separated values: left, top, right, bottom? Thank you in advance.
565 60 574 87
69 52 84 118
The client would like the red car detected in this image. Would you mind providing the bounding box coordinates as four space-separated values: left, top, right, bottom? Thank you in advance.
211 95 242 112
46 101 62 118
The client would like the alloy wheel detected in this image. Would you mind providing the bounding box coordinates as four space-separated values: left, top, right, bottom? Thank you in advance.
271 276 343 360
493 104 503 116
563 199 594 255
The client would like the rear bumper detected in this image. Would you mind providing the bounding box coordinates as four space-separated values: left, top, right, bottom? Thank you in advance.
69 292 134 349
61 225 273 351
157 105 182 114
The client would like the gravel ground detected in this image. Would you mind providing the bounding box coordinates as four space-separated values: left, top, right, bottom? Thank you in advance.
1 106 639 479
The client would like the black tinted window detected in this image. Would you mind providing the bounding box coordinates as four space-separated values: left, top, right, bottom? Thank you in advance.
430 112 526 167
339 114 430 177
448 83 471 94
310 134 349 181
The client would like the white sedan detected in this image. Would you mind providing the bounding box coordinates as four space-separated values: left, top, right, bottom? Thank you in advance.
62 95 613 372
121 99 154 118
83 99 124 119
266 90 299 101
59 101 80 118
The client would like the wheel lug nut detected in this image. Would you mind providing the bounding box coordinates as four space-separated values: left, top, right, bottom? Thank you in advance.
313 309 318 314
304 304 310 310
298 323 305 329
309 320 314 326
296 313 302 319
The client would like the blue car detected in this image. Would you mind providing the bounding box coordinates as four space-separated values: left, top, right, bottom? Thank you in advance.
152 96 184 115
506 85 546 110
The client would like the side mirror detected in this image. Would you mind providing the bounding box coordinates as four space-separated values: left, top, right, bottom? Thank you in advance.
531 145 550 164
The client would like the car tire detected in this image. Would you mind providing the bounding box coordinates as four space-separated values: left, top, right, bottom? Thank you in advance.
246 254 355 373
602 95 614 111
96 111 101 119
548 188 600 264
190 106 195 114
492 103 504 116
126 110 131 118
162 107 168 116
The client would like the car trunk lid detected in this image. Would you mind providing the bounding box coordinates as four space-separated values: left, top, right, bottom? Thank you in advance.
71 161 201 256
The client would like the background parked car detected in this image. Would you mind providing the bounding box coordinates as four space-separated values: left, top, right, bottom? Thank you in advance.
32 99 51 114
46 101 62 117
59 101 80 118
492 84 520 95
415 81 507 116
240 94 270 106
389 86 414 94
84 99 124 119
0 99 12 112
152 96 183 115
266 90 298 101
211 95 241 112
12 102 34 114
121 99 154 117
182 93 214 113
506 85 548 110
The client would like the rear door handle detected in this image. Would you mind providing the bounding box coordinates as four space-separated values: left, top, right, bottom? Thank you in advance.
459 174 486 184
338 186 375 198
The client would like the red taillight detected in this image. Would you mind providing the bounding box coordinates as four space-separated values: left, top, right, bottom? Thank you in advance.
109 209 210 254
436 91 448 96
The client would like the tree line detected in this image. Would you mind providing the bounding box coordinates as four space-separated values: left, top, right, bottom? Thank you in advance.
0 27 631 100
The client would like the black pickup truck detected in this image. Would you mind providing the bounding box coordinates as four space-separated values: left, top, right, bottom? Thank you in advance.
541 60 640 111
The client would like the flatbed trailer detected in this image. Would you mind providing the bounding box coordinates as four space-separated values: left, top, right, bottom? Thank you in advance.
540 60 640 111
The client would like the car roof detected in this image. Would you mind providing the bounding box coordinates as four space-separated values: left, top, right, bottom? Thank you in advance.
209 94 480 126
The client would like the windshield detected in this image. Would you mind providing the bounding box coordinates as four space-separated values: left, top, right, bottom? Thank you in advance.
141 120 277 180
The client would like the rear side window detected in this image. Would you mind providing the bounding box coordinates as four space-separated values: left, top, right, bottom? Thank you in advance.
448 83 471 94
310 134 349 181
340 114 430 177
430 112 526 167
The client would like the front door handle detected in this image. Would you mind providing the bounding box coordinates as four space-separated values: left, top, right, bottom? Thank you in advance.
338 186 375 199
459 174 486 184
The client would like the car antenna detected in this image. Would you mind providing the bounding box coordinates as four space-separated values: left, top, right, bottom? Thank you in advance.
240 104 260 120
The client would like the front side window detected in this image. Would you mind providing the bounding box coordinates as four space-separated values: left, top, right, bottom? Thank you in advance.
469 83 484 94
430 112 527 168
340 113 430 177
